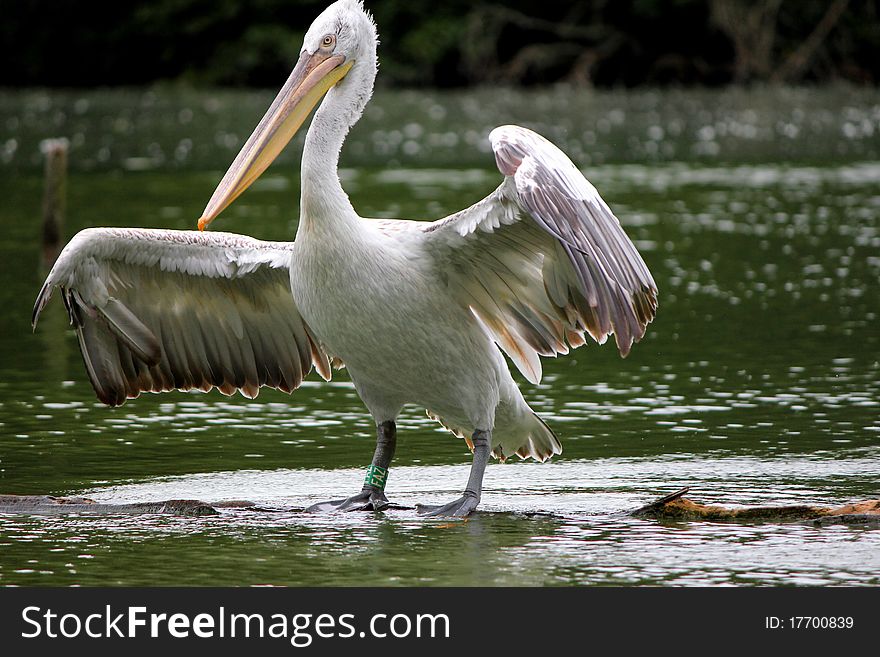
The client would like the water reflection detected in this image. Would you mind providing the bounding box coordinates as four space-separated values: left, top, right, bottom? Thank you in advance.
1 449 879 586
2 87 880 171
0 99 879 585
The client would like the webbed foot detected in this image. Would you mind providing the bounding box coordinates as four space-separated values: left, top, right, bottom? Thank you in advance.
416 493 480 517
306 489 391 513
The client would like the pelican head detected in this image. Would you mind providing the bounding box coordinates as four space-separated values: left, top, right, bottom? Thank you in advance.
198 0 377 230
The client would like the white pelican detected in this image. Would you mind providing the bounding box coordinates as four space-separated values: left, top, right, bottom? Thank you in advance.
33 0 657 516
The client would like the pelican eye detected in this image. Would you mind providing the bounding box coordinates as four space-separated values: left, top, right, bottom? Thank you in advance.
321 34 336 49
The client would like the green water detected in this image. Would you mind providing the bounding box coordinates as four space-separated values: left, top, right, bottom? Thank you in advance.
0 88 879 586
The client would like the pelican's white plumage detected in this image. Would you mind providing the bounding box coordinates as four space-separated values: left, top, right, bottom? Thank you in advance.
34 228 331 406
34 0 657 514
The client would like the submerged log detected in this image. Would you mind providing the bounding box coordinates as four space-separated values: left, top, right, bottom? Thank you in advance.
631 489 880 525
0 494 220 517
806 513 880 528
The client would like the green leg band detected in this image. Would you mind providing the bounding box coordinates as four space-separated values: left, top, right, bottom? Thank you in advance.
364 464 388 491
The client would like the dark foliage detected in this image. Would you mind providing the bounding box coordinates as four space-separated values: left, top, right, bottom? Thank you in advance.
2 0 877 88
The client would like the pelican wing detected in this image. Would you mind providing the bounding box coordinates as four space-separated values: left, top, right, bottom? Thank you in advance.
33 228 331 406
422 125 657 384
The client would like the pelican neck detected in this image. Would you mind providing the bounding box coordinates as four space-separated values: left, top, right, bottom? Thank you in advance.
298 85 366 236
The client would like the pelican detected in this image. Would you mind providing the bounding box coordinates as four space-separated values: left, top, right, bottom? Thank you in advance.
33 0 657 516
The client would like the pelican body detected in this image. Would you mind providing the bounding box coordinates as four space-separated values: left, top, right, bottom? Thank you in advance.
33 0 657 516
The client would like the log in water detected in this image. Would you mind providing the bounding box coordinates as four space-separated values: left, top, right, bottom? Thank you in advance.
3 490 878 527
631 488 880 526
0 494 222 516
39 138 68 267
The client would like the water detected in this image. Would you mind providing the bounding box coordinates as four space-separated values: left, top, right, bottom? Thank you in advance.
3 86 880 171
1 88 879 586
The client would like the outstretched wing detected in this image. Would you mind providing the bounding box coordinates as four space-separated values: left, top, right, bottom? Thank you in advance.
33 228 331 406
422 125 657 384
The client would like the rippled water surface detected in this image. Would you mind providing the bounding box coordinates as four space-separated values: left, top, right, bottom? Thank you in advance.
0 88 879 586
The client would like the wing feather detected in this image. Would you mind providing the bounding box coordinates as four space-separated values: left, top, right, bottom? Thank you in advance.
33 228 329 406
421 125 657 382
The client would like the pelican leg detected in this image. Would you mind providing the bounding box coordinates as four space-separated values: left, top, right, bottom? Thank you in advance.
306 420 397 512
417 429 491 517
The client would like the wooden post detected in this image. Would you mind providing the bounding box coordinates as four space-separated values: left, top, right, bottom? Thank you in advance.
40 137 69 267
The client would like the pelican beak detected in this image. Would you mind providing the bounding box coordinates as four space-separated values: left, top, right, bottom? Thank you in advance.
197 51 353 230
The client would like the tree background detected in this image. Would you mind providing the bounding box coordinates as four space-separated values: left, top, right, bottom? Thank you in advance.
2 0 877 88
